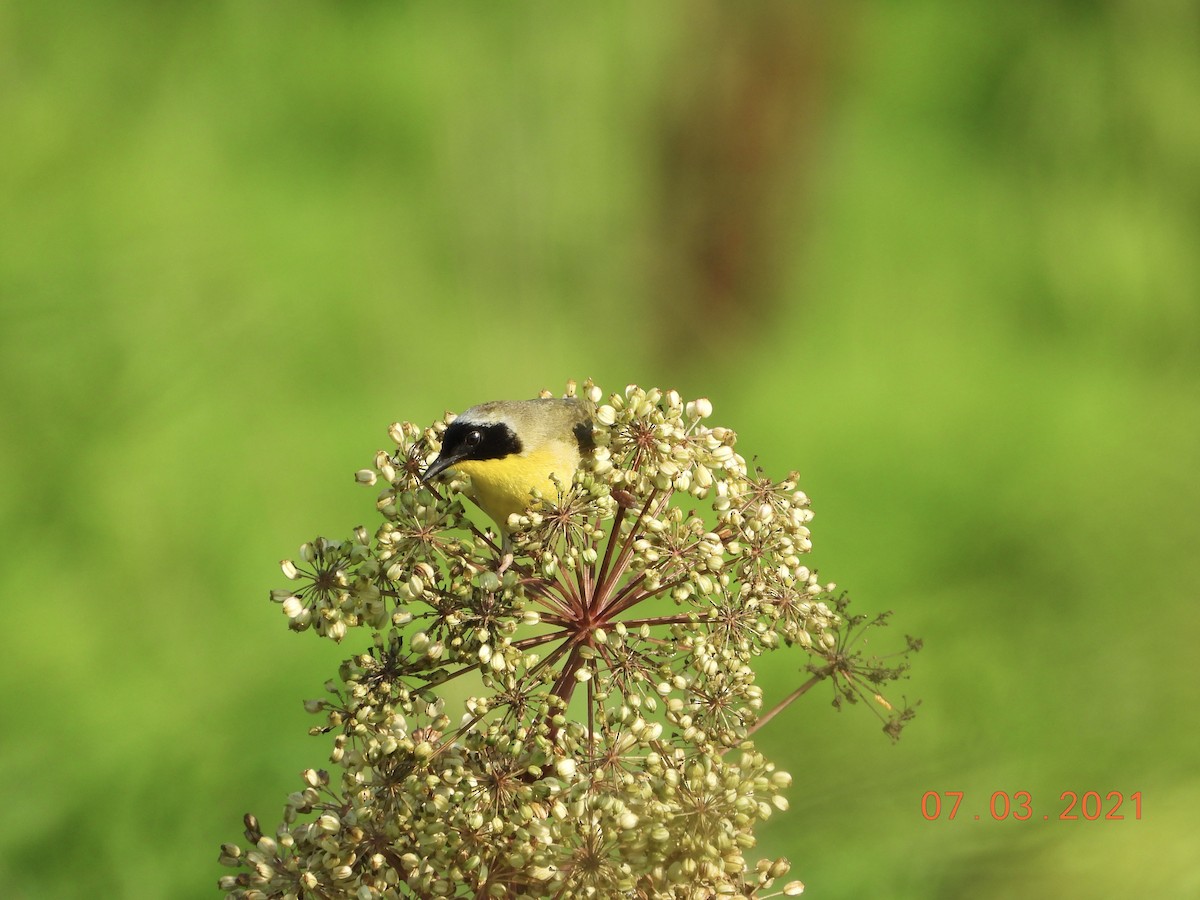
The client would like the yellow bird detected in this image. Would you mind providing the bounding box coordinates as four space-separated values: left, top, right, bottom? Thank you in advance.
421 398 594 548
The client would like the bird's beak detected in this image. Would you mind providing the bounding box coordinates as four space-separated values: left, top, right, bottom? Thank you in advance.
420 451 457 484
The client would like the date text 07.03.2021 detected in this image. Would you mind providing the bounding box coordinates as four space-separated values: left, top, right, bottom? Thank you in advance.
921 791 1142 822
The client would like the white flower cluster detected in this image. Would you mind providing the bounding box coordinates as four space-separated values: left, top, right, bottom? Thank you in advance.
225 380 915 899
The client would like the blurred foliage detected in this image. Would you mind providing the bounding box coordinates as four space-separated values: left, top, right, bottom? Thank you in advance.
2 1 1198 898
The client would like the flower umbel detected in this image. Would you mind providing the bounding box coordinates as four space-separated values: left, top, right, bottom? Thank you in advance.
222 380 919 899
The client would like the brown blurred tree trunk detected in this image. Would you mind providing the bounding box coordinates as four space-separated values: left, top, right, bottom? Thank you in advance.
650 3 846 352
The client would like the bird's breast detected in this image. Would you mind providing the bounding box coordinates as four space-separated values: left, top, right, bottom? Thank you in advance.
450 443 578 531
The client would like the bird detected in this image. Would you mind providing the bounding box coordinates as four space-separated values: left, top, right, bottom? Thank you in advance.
421 398 594 562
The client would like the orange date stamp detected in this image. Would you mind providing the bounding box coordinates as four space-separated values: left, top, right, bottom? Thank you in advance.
921 790 1143 821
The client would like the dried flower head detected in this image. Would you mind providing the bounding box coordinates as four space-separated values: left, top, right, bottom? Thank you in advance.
222 380 918 899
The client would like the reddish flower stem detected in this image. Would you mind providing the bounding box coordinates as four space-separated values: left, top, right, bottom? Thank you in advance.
740 669 830 742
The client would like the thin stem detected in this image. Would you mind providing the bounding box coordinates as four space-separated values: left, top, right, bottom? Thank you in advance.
535 613 576 629
527 637 575 679
572 558 589 615
599 486 704 618
555 569 582 607
586 673 595 755
422 663 484 689
579 558 592 611
598 571 646 615
511 629 572 651
608 613 696 629
592 489 659 612
592 499 630 607
741 669 831 741
602 566 695 619
521 577 576 618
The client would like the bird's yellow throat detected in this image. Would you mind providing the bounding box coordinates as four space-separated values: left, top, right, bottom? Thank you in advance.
450 445 577 532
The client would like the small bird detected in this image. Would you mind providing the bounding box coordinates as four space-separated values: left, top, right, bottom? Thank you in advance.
421 398 594 556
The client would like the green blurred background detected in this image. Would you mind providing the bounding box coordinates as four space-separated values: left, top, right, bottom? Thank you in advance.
4 1 1199 897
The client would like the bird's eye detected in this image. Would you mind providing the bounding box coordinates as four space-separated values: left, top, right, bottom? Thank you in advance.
465 429 483 449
